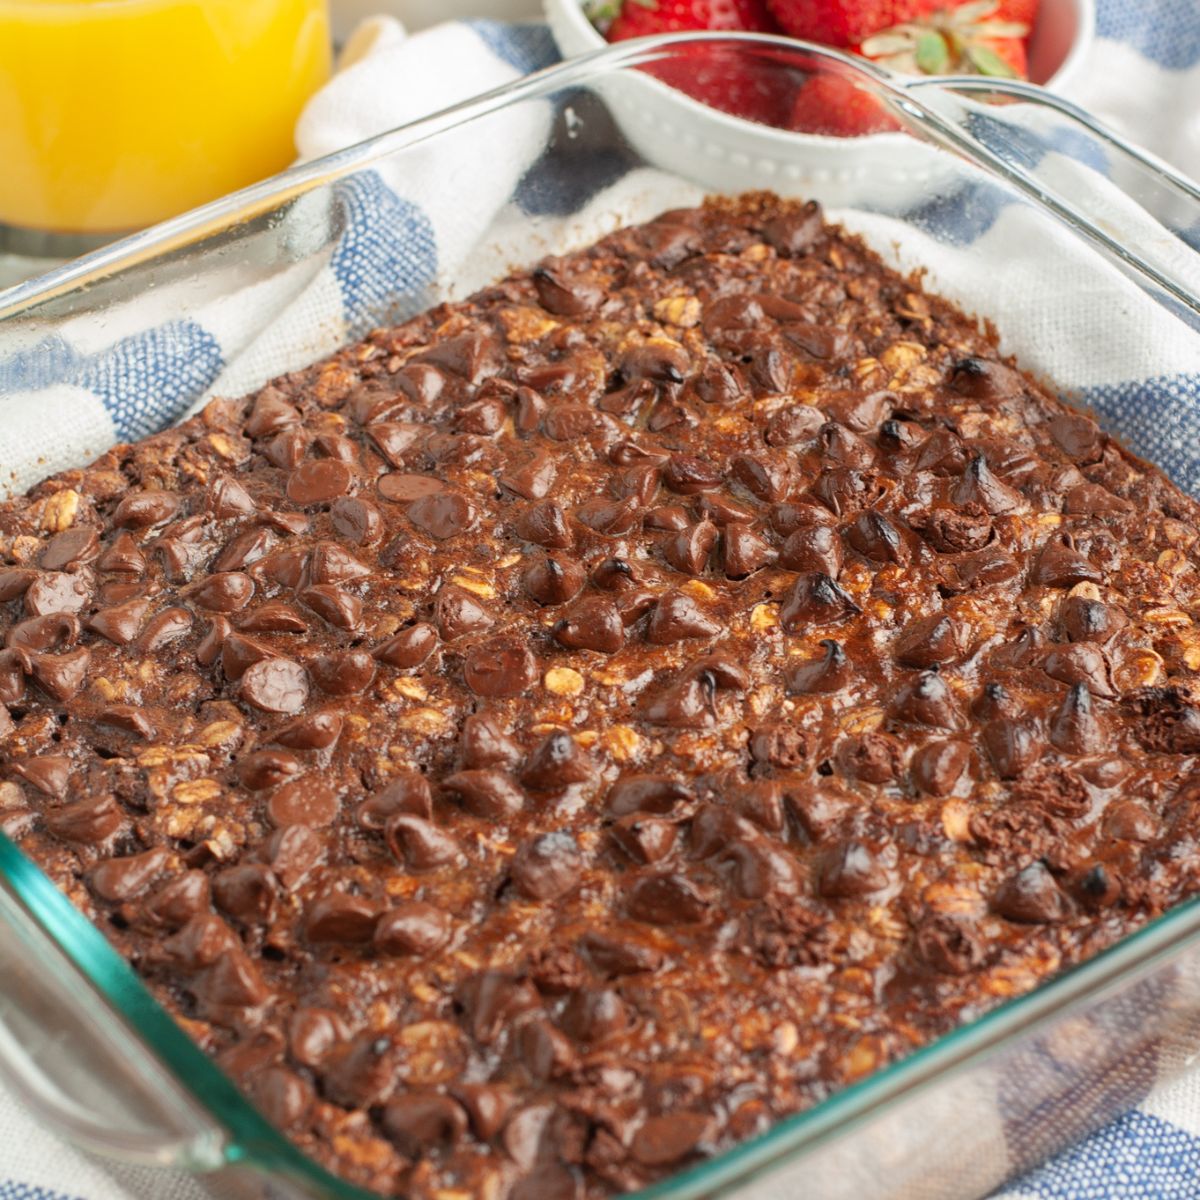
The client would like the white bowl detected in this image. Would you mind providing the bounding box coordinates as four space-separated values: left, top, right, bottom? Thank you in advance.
543 0 1095 202
546 0 1095 92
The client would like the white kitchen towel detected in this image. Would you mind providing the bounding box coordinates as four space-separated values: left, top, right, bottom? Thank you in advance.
2 4 1200 1200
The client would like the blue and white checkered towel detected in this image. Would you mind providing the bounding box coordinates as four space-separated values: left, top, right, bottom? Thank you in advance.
3 2 1200 1198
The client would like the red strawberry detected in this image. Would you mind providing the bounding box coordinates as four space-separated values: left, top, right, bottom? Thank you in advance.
979 33 1027 76
601 0 792 126
788 74 899 136
765 0 937 47
642 47 797 124
994 0 1040 25
857 1 1033 80
605 0 777 38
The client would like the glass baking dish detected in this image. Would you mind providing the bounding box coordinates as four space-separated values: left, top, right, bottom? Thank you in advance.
2 31 1200 1200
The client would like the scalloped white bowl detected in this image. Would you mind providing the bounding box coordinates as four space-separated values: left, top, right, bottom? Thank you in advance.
542 0 1095 202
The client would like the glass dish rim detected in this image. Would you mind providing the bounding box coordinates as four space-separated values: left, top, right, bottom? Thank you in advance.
2 30 1200 1199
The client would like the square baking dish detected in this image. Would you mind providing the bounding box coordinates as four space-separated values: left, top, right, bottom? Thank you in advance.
2 32 1200 1200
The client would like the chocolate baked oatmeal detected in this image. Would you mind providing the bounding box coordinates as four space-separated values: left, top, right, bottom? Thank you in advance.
3 194 1200 1199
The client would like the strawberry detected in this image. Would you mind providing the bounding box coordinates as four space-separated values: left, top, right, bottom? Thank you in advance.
979 33 1027 76
597 0 792 126
598 0 777 37
641 46 797 124
858 1 1032 79
765 0 938 47
993 0 1040 25
788 74 899 136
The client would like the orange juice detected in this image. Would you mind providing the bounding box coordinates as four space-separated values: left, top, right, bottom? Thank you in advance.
0 0 331 235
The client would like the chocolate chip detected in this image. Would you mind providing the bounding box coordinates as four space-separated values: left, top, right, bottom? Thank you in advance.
89 847 172 903
1060 595 1126 644
627 872 710 925
240 657 308 714
779 572 860 629
631 1112 711 1167
575 495 640 537
24 572 91 616
611 814 678 864
949 356 1024 402
44 793 125 846
267 776 339 828
891 671 962 729
310 650 376 695
272 710 343 751
951 453 1023 515
288 1006 350 1070
0 568 36 600
330 497 383 545
408 491 479 540
606 774 693 818
435 585 493 641
96 704 156 739
553 596 624 653
646 590 720 645
525 555 586 607
818 838 891 898
662 520 717 576
1032 537 1102 588
357 772 433 829
40 526 99 571
895 613 967 668
8 613 80 652
521 732 594 792
382 1092 468 1158
511 832 583 901
533 265 602 317
1104 800 1157 841
911 739 970 796
982 717 1044 780
237 749 302 792
305 893 379 943
369 625 440 678
213 527 276 574
847 510 909 564
835 731 903 784
458 713 523 770
443 769 525 819
265 825 324 889
286 459 354 505
374 902 452 957
188 571 256 612
112 490 181 529
144 871 211 929
26 647 91 701
463 639 537 698
214 864 278 924
778 524 843 577
786 639 851 694
251 1068 314 1133
299 585 363 630
1048 683 1107 755
1042 643 1115 698
994 862 1068 923
515 500 573 550
721 523 774 577
10 755 71 796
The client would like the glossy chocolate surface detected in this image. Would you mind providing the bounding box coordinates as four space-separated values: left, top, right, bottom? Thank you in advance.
4 195 1200 1198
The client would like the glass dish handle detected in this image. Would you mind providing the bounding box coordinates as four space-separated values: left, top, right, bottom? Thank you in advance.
0 864 227 1168
897 75 1200 324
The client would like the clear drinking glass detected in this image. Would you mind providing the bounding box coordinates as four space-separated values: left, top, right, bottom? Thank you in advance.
0 0 331 255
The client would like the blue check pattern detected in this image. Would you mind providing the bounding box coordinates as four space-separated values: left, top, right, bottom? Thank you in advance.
2 4 1200 1198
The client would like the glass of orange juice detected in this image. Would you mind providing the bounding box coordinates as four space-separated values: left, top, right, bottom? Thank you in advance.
0 0 331 253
